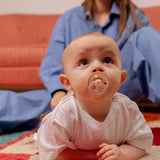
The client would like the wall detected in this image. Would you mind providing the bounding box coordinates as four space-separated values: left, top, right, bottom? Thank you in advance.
133 0 160 7
0 0 160 15
0 0 83 15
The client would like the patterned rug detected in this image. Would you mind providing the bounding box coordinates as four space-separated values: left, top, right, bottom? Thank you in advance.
0 112 159 160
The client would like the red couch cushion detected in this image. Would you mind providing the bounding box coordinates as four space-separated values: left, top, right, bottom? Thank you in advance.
0 45 47 91
0 14 60 91
142 6 160 32
0 14 61 45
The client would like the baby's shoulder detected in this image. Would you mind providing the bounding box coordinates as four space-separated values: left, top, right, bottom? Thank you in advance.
113 92 139 112
46 94 78 120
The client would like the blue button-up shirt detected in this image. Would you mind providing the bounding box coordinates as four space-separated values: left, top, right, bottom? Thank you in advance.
40 1 160 103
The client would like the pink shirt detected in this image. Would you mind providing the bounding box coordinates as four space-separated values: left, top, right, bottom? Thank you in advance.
36 93 153 160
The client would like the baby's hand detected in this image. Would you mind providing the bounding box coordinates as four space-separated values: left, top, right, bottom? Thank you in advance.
97 143 124 160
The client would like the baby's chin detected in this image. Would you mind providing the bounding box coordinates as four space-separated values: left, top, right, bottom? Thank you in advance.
75 91 109 101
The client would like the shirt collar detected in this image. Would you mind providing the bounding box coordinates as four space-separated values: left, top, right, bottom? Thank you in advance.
84 0 120 19
110 1 120 16
84 10 90 20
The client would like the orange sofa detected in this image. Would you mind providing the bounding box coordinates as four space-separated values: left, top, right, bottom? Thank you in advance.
0 14 60 92
0 6 159 98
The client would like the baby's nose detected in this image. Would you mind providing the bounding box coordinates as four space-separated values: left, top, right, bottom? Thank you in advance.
92 67 104 73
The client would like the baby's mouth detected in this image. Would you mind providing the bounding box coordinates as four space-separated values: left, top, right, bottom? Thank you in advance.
88 72 109 97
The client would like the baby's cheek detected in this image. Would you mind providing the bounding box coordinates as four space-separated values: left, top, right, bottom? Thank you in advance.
74 83 88 95
109 77 121 92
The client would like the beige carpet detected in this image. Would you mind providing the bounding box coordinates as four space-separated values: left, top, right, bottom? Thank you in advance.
139 146 160 160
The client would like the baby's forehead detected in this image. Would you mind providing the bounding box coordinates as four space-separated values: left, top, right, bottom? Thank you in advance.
72 36 119 53
63 34 120 60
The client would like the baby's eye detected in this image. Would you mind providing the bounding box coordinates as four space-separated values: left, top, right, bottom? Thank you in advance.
104 57 112 64
80 59 89 66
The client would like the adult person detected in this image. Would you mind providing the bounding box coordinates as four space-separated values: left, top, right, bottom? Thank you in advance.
1 0 160 134
40 0 160 109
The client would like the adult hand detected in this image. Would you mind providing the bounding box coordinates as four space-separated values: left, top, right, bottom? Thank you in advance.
50 91 66 109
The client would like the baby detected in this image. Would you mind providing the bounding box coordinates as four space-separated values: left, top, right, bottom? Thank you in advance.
36 33 153 160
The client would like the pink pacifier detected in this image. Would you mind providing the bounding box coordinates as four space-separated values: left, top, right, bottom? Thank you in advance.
88 72 109 97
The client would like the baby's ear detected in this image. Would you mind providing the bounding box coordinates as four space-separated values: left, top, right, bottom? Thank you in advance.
59 74 72 91
121 70 127 85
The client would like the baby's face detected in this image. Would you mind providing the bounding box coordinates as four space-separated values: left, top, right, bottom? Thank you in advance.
62 34 125 99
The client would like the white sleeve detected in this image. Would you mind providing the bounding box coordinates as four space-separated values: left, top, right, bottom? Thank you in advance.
36 113 76 160
126 106 153 151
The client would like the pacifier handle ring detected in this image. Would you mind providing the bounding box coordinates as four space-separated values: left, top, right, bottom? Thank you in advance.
88 72 109 97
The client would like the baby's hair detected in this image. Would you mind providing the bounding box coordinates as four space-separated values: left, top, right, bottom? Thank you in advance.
74 32 111 40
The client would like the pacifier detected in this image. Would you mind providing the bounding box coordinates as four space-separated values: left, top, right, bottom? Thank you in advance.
88 72 109 97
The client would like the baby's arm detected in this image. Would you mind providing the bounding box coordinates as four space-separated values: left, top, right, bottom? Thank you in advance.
97 143 145 160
